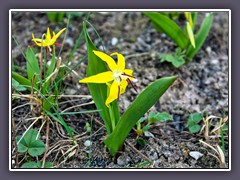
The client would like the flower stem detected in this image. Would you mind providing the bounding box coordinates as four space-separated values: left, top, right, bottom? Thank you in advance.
109 104 116 132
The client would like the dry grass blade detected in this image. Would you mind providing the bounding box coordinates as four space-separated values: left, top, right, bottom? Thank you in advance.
199 139 226 167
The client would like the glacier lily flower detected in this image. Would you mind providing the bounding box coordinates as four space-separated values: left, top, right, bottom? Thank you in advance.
79 50 136 107
32 27 66 47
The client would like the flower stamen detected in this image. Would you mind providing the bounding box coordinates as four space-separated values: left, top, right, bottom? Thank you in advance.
127 78 138 93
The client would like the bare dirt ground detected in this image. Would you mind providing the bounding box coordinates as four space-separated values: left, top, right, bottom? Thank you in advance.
11 11 229 169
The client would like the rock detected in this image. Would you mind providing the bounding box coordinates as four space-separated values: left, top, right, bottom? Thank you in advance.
117 155 131 166
84 140 92 147
144 131 154 138
189 151 204 160
65 37 74 47
111 37 118 46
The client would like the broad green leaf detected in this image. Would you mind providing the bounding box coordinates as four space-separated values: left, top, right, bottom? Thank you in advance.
144 12 189 49
155 112 173 122
83 22 120 134
189 124 201 133
21 162 38 168
188 112 203 123
160 54 185 68
105 76 177 155
26 47 40 83
16 136 28 152
172 56 185 68
143 124 151 132
28 140 45 157
21 161 53 168
37 161 53 168
12 72 38 91
186 13 213 59
17 129 45 157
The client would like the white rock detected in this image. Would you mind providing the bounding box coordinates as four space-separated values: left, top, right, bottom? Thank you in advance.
189 151 203 160
111 37 118 46
144 131 154 138
84 140 92 147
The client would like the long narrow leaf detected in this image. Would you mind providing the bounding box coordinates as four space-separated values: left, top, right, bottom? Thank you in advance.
12 72 38 90
186 13 213 59
83 22 120 134
105 76 177 155
144 12 189 49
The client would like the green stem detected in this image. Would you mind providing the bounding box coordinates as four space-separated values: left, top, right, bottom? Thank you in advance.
109 104 116 132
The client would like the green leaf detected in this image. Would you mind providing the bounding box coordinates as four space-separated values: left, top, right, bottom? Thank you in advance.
26 47 40 83
12 78 27 91
136 161 152 168
83 22 120 134
172 56 185 68
189 124 201 133
186 13 213 59
142 124 151 132
160 53 185 68
155 112 173 122
144 12 189 49
105 76 177 155
21 162 38 168
37 161 53 168
21 161 53 168
43 96 55 112
188 112 203 123
28 140 45 157
17 129 45 157
137 137 146 147
12 72 38 91
47 12 57 22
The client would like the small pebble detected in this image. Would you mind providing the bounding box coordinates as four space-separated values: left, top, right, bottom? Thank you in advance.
111 37 118 46
84 140 92 147
189 151 203 160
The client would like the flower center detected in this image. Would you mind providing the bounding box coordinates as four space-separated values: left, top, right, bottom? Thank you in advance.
112 69 123 84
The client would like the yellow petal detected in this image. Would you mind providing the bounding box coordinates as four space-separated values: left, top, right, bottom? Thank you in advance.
123 69 134 80
111 52 125 71
54 28 66 40
46 27 51 40
186 22 195 48
105 81 119 107
79 71 113 83
93 50 117 71
120 80 128 94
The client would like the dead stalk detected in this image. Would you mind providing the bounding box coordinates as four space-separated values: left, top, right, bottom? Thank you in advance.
42 116 50 168
11 115 19 168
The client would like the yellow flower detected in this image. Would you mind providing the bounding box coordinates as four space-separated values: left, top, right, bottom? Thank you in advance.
79 50 136 107
32 27 66 47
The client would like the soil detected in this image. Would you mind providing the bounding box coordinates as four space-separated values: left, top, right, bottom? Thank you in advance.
11 11 229 169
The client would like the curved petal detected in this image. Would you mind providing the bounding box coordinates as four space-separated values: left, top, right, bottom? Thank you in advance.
111 52 125 71
105 81 119 107
32 39 48 47
46 27 51 40
123 69 134 80
79 71 113 83
120 80 128 95
54 28 66 40
93 50 117 71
